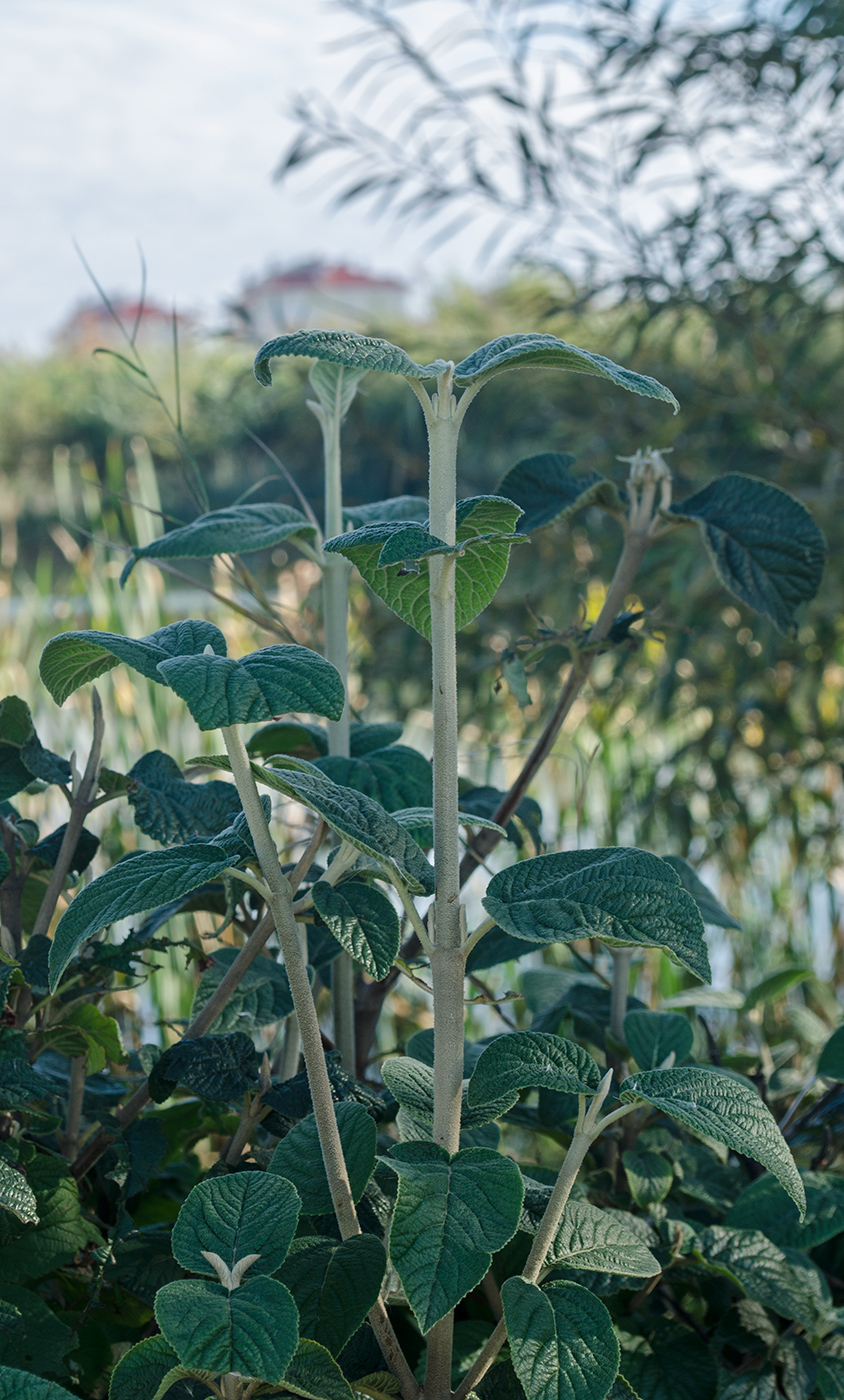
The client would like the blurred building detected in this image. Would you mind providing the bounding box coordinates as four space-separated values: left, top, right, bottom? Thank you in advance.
228 261 407 339
55 298 194 355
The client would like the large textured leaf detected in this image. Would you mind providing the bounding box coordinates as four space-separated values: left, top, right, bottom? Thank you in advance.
623 1011 693 1069
0 1371 79 1400
660 856 739 929
817 1336 844 1400
483 848 710 981
324 496 522 639
467 1032 602 1114
497 454 617 534
158 644 344 730
281 1338 355 1400
817 1025 844 1080
670 474 825 634
694 1226 833 1330
620 1067 805 1215
200 756 435 894
123 750 239 843
314 745 432 812
121 503 317 584
39 620 227 705
0 1285 75 1380
501 1277 620 1400
622 1150 674 1208
276 1235 386 1356
619 1320 717 1400
383 1141 523 1331
254 328 447 385
0 696 70 799
48 842 235 990
0 1156 103 1283
311 881 400 979
452 333 679 408
28 823 99 874
108 1335 187 1400
155 1275 298 1383
725 1171 844 1249
148 1031 259 1104
534 1199 659 1276
343 497 427 527
269 1101 376 1214
0 1161 38 1226
190 946 296 1033
382 1056 512 1131
172 1171 300 1279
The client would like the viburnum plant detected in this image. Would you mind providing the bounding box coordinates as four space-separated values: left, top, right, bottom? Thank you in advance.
0 328 836 1400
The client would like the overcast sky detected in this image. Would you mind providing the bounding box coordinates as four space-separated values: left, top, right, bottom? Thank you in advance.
0 0 463 353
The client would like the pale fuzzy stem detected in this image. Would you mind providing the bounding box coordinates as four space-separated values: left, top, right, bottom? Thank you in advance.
277 920 308 1082
221 725 417 1400
62 1054 86 1162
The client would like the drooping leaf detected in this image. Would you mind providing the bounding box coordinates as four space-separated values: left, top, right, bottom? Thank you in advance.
501 1277 620 1400
48 842 236 990
158 644 344 730
0 1155 103 1283
269 1101 376 1214
47 1002 126 1073
248 720 330 760
190 946 296 1033
281 1338 355 1400
122 751 239 844
276 1235 386 1356
660 856 739 929
254 329 447 385
198 756 435 895
725 1171 844 1249
260 1050 389 1130
451 333 679 408
621 1151 674 1209
694 1226 832 1330
39 620 227 706
28 823 99 874
621 1067 805 1215
311 881 400 979
670 474 826 634
0 1161 38 1226
121 503 317 585
314 745 432 812
383 1140 523 1331
467 1032 602 1116
483 848 710 981
155 1275 298 1383
148 1031 260 1104
109 1335 192 1400
497 453 618 534
465 925 535 974
532 1199 660 1276
324 496 523 639
0 696 71 799
0 1369 79 1400
742 967 811 1013
343 497 427 528
623 1011 694 1070
172 1171 299 1279
817 1024 844 1080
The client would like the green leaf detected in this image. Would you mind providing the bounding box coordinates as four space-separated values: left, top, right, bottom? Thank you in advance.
248 720 330 760
39 620 227 706
269 1101 376 1214
817 1024 844 1080
382 1056 512 1131
0 1048 51 1109
452 333 679 408
48 841 236 990
501 1277 620 1400
694 1225 832 1330
158 644 344 730
670 474 826 634
254 329 447 385
155 1274 299 1383
742 967 811 1013
467 1032 602 1115
28 823 99 874
309 357 368 416
623 1011 693 1070
620 1067 804 1216
190 946 296 1033
124 751 239 843
343 497 427 528
276 1235 386 1356
0 1155 103 1282
0 1370 78 1400
660 856 739 929
0 1281 74 1376
281 1338 355 1400
622 1151 674 1209
483 849 710 982
108 1336 185 1400
0 697 71 799
172 1171 300 1279
619 1320 717 1400
0 1160 38 1225
778 1337 817 1400
148 1031 259 1104
201 757 435 895
725 1171 844 1249
324 496 523 640
311 881 400 979
816 1335 844 1400
121 503 317 584
497 453 618 534
56 1003 126 1073
314 745 432 812
383 1140 523 1331
536 1199 660 1275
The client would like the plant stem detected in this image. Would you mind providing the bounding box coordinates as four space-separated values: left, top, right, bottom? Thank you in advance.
31 689 105 943
220 725 417 1400
62 1054 86 1162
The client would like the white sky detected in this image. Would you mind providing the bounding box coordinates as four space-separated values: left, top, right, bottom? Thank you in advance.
0 0 462 353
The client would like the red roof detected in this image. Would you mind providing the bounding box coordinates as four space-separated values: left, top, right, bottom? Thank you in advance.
244 261 405 295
